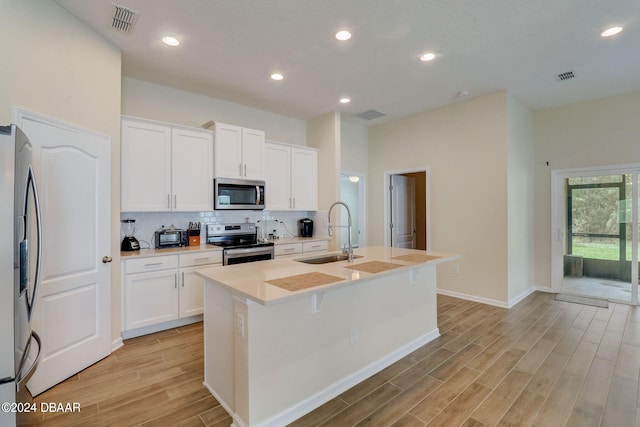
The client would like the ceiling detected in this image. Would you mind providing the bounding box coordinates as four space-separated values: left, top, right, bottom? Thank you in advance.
54 0 640 126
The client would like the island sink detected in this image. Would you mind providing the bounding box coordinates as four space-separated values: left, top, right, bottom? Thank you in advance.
296 254 363 264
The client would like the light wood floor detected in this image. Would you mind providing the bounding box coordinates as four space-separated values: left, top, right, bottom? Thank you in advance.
22 291 640 426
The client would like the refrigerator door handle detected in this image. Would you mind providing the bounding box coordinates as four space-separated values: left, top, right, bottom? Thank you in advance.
15 330 42 392
24 165 42 322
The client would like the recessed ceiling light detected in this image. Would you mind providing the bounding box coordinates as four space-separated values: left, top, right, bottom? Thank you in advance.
339 97 351 104
270 73 284 81
162 36 180 46
335 30 352 41
420 52 436 62
601 26 623 37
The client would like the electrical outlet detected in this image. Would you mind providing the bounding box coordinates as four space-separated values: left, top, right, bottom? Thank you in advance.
350 327 358 345
453 265 460 275
236 314 245 337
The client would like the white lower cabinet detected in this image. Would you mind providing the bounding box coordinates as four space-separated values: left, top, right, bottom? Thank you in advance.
274 240 329 258
123 251 222 336
125 268 179 330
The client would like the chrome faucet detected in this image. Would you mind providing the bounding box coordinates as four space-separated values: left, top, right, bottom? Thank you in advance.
327 201 353 262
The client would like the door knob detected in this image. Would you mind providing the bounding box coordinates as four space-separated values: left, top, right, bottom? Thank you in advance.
102 256 113 263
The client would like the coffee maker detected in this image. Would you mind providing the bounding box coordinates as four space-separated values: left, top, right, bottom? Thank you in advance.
121 218 140 251
299 218 314 237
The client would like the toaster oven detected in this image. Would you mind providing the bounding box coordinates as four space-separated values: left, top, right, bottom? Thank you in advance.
155 229 188 249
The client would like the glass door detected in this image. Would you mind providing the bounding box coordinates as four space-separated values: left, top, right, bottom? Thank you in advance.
555 170 638 305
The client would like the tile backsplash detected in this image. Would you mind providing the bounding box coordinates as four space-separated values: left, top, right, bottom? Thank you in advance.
120 210 328 249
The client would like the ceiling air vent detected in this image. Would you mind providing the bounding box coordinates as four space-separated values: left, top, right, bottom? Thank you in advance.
110 3 138 33
555 70 576 82
353 109 386 120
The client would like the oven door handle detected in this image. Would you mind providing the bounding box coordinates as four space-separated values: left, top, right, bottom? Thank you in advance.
225 247 273 257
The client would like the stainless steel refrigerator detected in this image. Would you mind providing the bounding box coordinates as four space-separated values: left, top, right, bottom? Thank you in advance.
0 124 42 427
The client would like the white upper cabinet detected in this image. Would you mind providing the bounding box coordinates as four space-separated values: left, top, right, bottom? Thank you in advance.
264 142 317 211
291 147 318 210
214 122 265 180
171 128 214 211
121 117 213 212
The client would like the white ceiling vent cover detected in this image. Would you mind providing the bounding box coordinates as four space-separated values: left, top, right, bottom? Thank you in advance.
555 70 576 82
353 109 386 120
110 3 138 33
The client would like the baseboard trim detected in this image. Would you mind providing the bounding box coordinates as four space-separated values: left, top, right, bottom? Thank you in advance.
121 315 203 339
507 287 537 308
111 337 124 352
206 328 440 427
437 288 509 308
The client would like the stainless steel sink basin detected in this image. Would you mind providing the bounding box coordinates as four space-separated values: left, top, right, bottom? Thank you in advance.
296 254 363 264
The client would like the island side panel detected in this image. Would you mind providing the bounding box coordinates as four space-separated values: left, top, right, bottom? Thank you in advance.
242 265 439 426
203 280 237 416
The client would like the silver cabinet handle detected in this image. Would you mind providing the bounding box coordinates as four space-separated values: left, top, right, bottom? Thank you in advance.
284 248 295 252
239 163 243 177
174 194 177 209
144 262 163 267
167 194 170 209
102 256 113 263
195 257 210 262
293 197 296 209
174 273 178 289
244 164 247 176
182 272 185 288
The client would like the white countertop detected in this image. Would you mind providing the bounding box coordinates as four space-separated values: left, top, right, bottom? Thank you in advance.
120 236 329 259
120 244 222 259
196 246 459 305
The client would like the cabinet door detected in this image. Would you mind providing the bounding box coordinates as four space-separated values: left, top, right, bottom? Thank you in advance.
121 119 172 211
125 269 179 330
172 128 214 211
241 127 265 179
291 147 318 210
214 123 243 178
179 267 207 317
264 143 292 210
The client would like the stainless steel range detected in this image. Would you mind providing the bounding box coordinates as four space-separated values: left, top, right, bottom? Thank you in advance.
206 222 274 265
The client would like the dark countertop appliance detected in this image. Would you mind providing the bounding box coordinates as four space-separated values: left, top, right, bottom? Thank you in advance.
214 177 265 210
121 218 140 251
206 222 274 265
299 218 314 237
155 228 188 249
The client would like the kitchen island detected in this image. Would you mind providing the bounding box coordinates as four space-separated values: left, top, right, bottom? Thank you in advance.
197 246 458 427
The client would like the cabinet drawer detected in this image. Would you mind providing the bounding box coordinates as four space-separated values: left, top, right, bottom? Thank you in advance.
275 243 302 257
303 240 328 253
179 251 222 267
125 255 178 274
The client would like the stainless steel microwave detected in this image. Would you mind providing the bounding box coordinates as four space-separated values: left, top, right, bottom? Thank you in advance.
214 177 265 210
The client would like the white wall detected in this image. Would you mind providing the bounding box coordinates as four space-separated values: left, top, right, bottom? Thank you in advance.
369 92 510 304
507 94 535 303
532 90 640 290
0 0 123 342
340 119 369 175
122 78 307 146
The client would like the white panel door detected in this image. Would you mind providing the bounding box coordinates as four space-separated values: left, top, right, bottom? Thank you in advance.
17 111 111 396
240 127 265 180
291 147 318 210
214 123 243 178
171 128 213 211
121 119 172 212
391 175 416 248
179 267 205 317
264 143 292 210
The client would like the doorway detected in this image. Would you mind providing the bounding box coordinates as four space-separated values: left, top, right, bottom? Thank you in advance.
385 168 429 250
552 166 639 305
